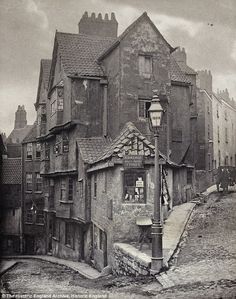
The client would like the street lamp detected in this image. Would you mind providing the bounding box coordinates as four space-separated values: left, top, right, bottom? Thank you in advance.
148 90 164 273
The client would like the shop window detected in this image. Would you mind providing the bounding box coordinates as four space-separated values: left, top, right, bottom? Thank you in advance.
123 170 146 203
36 210 44 224
35 173 42 192
35 143 41 159
26 143 33 160
26 173 33 191
65 222 74 248
138 100 151 119
139 55 152 78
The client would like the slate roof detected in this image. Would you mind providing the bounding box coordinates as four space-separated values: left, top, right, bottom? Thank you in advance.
56 32 115 77
170 57 191 84
22 122 37 143
94 122 167 163
6 125 33 144
2 158 22 184
77 137 111 163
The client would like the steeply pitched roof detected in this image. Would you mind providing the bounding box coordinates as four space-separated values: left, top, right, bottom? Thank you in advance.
170 57 191 84
35 59 52 107
94 122 167 163
77 137 111 163
176 61 196 75
98 12 174 61
6 125 33 144
56 32 115 77
22 123 37 143
2 158 22 184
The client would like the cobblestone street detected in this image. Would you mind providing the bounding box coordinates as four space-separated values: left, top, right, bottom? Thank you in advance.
1 190 236 299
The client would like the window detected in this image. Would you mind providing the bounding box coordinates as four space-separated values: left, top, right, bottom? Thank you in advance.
94 173 97 199
207 105 210 114
208 153 211 170
35 173 42 192
225 110 228 121
26 143 33 160
230 156 233 166
65 222 74 248
68 178 73 201
218 150 221 167
36 210 44 224
49 181 55 209
217 105 219 118
217 126 220 143
50 87 64 115
26 209 33 223
225 128 228 143
78 180 83 199
60 180 67 201
123 170 145 203
45 142 50 160
139 55 152 78
62 133 69 153
54 135 62 155
138 100 151 119
36 143 41 159
53 218 60 240
26 173 33 191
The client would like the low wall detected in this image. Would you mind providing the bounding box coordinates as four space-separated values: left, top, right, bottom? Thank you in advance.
112 243 151 276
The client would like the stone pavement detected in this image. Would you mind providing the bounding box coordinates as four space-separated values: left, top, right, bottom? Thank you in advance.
1 255 100 279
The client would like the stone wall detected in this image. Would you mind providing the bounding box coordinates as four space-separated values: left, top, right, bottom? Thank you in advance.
112 243 151 276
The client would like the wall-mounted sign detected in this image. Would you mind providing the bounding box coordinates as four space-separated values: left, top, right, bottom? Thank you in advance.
123 155 144 168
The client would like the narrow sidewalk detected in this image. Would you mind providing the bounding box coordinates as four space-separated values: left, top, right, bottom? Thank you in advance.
1 255 100 279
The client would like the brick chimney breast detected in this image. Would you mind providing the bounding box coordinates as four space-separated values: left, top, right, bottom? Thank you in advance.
78 12 118 38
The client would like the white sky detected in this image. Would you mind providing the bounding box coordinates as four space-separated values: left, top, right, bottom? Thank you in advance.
0 0 236 135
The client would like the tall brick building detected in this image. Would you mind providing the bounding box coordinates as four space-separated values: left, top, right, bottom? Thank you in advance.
25 12 197 270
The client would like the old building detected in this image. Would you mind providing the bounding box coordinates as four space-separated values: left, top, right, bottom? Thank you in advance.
0 155 22 254
32 11 197 269
212 89 236 169
196 71 236 190
22 123 45 254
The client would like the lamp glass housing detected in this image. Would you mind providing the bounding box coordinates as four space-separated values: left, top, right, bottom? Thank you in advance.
148 99 163 130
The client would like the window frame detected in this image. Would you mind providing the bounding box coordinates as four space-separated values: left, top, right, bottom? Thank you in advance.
123 169 146 204
26 172 33 191
35 143 41 160
138 99 151 120
35 173 42 192
26 143 33 160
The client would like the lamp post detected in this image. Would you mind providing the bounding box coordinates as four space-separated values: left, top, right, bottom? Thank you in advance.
148 90 164 273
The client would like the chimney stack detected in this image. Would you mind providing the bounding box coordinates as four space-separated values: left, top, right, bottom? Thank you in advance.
78 12 118 38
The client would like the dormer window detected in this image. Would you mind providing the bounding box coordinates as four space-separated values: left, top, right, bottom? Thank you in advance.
139 55 152 78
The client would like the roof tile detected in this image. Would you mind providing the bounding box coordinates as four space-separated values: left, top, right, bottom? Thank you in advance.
2 158 22 184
